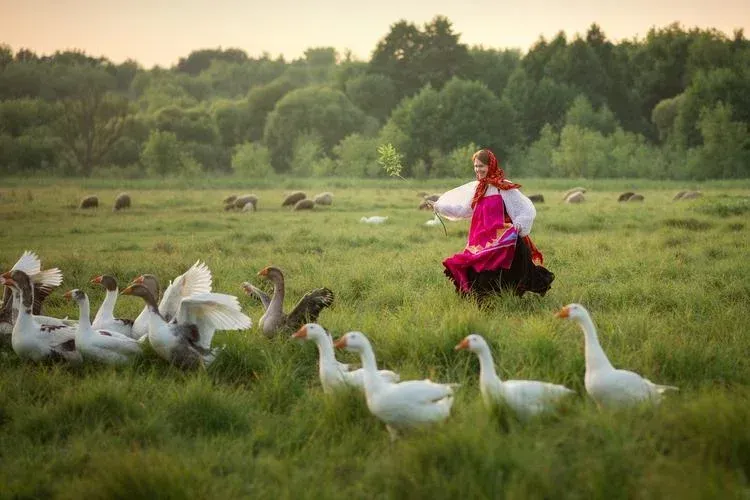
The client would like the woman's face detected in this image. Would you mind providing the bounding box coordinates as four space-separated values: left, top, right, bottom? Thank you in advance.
474 158 489 180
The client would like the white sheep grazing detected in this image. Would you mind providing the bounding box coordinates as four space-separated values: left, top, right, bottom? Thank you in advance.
360 216 388 224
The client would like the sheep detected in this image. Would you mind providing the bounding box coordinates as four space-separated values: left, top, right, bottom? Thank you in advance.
313 192 333 205
223 194 238 204
113 192 131 211
234 194 258 211
528 194 545 203
618 192 635 202
627 194 645 202
293 199 315 211
565 192 585 204
283 191 306 207
680 191 703 200
79 195 99 209
563 187 586 200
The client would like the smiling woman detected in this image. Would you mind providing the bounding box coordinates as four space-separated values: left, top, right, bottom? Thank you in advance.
434 148 555 300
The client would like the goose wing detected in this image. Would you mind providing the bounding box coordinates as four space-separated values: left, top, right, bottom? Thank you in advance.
175 292 252 350
90 329 142 355
285 288 334 330
241 282 271 310
388 380 455 404
11 251 63 314
159 261 213 320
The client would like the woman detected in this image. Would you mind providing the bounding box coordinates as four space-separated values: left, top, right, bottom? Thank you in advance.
434 149 554 299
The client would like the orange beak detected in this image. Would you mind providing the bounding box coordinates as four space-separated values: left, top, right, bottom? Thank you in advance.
120 285 135 295
291 325 307 339
258 267 269 277
333 337 347 349
132 275 144 284
63 290 73 299
454 338 470 351
90 275 103 284
555 306 570 319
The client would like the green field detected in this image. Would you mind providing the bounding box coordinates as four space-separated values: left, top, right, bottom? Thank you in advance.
1 177 749 499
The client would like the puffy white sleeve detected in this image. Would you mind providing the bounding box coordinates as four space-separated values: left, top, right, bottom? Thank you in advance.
433 181 477 221
501 189 536 236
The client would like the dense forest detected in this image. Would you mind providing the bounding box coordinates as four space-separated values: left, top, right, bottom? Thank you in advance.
1 17 748 179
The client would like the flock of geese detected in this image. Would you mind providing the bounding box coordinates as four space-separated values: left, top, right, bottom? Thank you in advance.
1 251 678 439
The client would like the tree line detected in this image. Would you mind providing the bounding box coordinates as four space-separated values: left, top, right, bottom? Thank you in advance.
1 17 748 180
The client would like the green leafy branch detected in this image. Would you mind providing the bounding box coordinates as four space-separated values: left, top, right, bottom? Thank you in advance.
377 143 406 180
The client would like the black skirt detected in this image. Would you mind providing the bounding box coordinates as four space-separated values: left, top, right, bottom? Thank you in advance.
460 237 554 299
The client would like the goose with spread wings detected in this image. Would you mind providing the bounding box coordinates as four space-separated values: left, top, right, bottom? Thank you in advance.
130 260 213 339
242 266 334 338
1 250 69 335
121 282 251 368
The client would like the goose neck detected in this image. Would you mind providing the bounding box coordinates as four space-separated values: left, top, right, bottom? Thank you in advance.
578 314 614 372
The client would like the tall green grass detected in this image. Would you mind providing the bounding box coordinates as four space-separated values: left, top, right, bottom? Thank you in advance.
1 179 749 498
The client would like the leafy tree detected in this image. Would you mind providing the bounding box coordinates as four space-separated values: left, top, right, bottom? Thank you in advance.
212 99 248 147
651 94 685 143
53 65 132 175
290 132 325 177
552 125 608 177
263 86 367 171
564 95 618 135
369 16 470 100
244 77 299 141
333 134 382 177
231 142 273 177
0 44 12 69
345 73 398 123
140 130 194 176
518 124 559 177
689 102 749 179
176 48 249 75
465 47 521 98
502 69 577 143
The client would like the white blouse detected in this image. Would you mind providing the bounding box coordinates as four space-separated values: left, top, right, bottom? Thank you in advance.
433 181 536 237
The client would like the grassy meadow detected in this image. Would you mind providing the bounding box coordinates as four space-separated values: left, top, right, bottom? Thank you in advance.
1 177 749 499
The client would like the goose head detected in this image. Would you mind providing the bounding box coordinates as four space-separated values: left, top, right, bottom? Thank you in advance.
120 283 158 308
132 274 160 299
91 275 118 292
258 266 284 282
63 288 87 303
454 333 489 353
1 270 32 307
555 303 590 322
291 323 328 342
333 331 370 354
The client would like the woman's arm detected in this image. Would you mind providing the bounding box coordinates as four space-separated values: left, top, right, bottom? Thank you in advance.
433 181 478 221
501 189 536 236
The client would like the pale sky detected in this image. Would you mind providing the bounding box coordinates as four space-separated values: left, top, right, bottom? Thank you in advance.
2 0 748 67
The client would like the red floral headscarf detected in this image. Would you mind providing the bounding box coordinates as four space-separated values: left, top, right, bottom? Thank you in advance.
471 149 544 265
471 149 521 209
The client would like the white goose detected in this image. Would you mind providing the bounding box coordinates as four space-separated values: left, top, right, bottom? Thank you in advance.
121 282 251 368
65 289 141 365
131 261 213 339
1 250 69 334
334 331 456 439
0 270 80 363
556 303 678 408
292 323 400 394
455 334 574 418
90 275 136 338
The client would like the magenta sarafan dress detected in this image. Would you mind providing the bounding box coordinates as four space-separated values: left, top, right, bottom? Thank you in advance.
443 194 518 293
